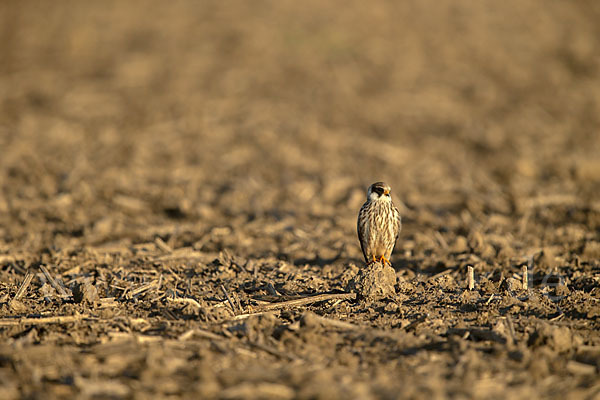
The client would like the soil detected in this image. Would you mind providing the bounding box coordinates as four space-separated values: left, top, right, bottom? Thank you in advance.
1 1 600 399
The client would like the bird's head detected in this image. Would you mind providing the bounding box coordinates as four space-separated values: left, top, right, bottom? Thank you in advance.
367 182 392 202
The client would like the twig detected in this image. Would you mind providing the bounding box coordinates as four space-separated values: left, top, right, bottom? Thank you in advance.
429 269 453 281
230 312 274 321
40 265 69 297
157 274 163 292
326 299 344 313
220 285 237 315
129 280 159 298
549 311 565 322
154 237 173 254
496 275 505 292
12 270 35 302
485 293 495 305
99 297 117 309
166 296 203 309
0 314 91 327
6 261 26 275
247 292 357 313
522 265 528 290
232 292 243 313
467 265 475 290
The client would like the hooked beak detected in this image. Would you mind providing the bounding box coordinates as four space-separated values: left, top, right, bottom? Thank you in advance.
383 189 390 195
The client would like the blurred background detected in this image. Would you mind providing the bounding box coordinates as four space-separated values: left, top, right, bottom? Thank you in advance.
1 0 599 262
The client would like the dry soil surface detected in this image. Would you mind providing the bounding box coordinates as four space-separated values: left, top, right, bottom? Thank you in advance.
1 1 600 399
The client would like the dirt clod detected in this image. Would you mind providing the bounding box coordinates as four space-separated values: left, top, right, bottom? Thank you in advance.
346 262 397 301
72 282 99 304
528 324 579 353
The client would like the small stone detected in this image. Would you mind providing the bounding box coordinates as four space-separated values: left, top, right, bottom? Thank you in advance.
72 282 99 303
501 277 523 293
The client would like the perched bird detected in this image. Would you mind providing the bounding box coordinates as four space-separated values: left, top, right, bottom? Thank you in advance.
357 182 401 266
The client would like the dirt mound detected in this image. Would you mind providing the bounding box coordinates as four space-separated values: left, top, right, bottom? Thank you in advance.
347 262 397 301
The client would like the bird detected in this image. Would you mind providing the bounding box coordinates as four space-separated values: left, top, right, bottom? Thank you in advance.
357 182 401 266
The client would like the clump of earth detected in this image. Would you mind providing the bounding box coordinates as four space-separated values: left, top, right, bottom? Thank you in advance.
347 262 397 301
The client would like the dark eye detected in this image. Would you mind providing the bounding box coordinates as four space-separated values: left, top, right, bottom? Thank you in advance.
373 187 383 195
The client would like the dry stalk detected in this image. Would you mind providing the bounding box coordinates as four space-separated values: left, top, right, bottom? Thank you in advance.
12 271 35 302
467 265 475 290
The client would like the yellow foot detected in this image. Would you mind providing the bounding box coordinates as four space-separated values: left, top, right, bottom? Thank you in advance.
368 255 392 266
379 256 391 266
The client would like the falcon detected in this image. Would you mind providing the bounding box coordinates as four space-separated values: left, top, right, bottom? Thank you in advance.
357 182 401 265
